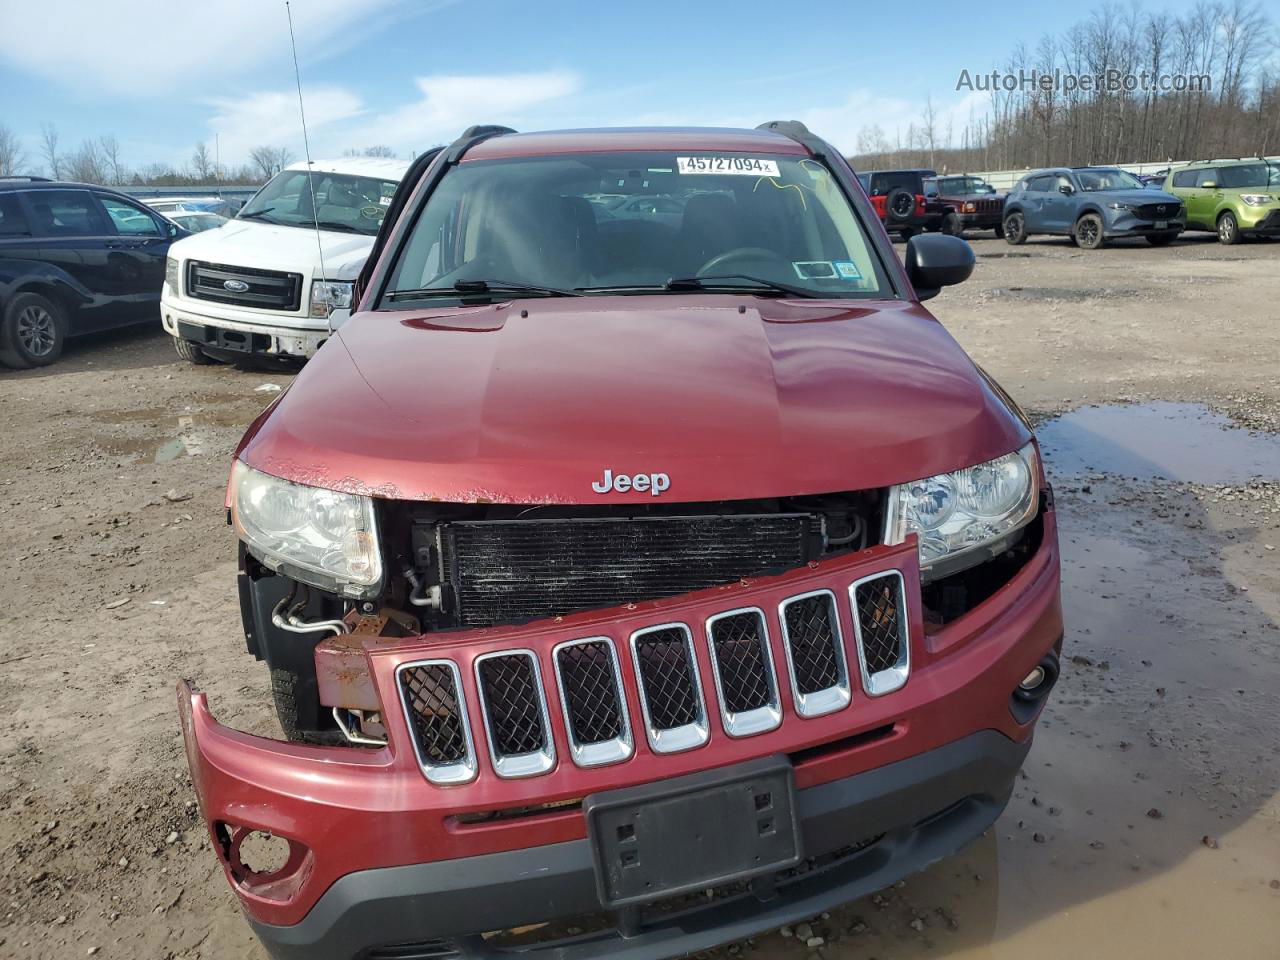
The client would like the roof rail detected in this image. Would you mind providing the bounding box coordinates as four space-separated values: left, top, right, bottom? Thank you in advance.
446 125 517 163
0 175 52 182
755 120 830 163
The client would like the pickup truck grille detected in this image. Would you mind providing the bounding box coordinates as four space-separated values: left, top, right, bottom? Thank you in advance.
438 514 819 628
397 565 915 779
185 260 302 311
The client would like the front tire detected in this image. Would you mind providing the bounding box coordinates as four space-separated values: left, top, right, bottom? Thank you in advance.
941 212 964 237
0 291 66 369
1074 213 1105 250
271 667 344 745
993 222 1006 239
1003 211 1026 245
1217 211 1241 245
173 336 217 365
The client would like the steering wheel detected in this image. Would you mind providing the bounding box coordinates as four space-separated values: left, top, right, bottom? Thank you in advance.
696 246 786 277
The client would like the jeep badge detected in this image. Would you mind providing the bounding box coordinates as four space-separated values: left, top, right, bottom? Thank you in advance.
592 469 670 496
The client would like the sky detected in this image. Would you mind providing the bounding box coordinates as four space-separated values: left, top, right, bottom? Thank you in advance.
0 0 1222 175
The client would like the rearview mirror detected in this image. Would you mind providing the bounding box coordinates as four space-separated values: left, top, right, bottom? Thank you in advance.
905 233 974 301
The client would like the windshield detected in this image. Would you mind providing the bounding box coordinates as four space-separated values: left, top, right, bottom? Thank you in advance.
386 151 890 302
1076 168 1145 192
238 169 398 235
173 213 226 233
1218 162 1280 189
935 176 994 195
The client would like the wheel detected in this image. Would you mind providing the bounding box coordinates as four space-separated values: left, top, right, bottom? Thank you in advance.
993 222 1005 239
1003 211 1026 245
1074 213 1105 250
1217 211 1241 245
0 291 66 369
941 212 964 237
1145 233 1175 246
173 336 217 365
270 667 345 745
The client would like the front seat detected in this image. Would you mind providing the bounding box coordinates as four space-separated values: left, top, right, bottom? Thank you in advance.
676 193 738 273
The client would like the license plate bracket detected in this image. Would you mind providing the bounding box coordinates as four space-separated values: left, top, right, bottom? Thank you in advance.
584 756 801 909
1155 220 1168 229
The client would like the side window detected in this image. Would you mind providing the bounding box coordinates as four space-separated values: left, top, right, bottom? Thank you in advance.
26 190 107 237
0 194 31 236
1172 170 1197 188
1195 169 1219 188
97 195 162 236
1027 176 1050 193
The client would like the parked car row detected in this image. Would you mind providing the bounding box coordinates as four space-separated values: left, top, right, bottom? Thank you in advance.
859 157 1280 249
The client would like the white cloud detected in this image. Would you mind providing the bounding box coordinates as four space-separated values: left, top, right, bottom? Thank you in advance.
0 0 406 97
798 89 992 154
205 71 582 164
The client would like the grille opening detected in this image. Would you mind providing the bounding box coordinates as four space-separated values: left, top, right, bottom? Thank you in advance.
633 627 701 731
477 654 547 756
556 641 624 745
781 593 842 694
360 938 460 960
399 664 468 765
452 797 583 826
708 611 773 714
853 577 904 675
788 723 899 767
186 259 302 311
921 512 1042 627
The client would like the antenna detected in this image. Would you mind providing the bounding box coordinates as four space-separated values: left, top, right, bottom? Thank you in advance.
285 1 332 332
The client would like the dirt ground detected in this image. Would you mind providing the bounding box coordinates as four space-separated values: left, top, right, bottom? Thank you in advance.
1 232 1278 959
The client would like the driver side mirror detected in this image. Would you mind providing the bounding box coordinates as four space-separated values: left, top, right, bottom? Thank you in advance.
166 222 180 238
905 234 974 302
1058 184 1074 195
1201 180 1216 189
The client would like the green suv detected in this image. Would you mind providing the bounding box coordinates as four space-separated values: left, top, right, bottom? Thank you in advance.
1164 159 1280 244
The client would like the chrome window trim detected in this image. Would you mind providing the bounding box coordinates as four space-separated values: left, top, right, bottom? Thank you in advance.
552 636 634 768
777 589 852 719
394 658 478 786
848 570 911 697
629 622 710 754
473 649 557 779
704 606 782 738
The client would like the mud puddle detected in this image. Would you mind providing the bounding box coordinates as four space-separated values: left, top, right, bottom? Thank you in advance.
1038 402 1280 482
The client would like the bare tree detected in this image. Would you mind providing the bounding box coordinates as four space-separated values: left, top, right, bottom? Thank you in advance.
345 145 395 158
249 145 294 180
98 134 126 185
40 123 61 179
64 139 106 184
192 141 214 181
0 124 27 176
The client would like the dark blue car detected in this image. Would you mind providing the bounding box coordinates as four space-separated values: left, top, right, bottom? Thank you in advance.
1002 166 1184 249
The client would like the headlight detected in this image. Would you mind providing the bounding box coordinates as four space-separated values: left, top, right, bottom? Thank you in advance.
884 444 1039 578
963 202 976 213
1106 202 1132 211
165 257 180 293
230 461 381 596
1240 194 1274 206
310 280 354 319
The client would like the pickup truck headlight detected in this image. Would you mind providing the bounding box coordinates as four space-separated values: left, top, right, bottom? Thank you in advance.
963 202 976 213
884 444 1039 578
1240 194 1274 206
230 461 381 596
165 257 180 293
310 280 354 319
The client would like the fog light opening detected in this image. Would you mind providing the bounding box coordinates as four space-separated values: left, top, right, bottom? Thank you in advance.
1010 652 1060 722
218 822 313 896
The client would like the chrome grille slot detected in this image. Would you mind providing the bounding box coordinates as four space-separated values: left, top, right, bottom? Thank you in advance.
706 608 781 737
397 661 476 785
850 571 910 696
185 260 302 311
630 624 708 754
778 590 850 718
474 651 555 778
553 638 632 767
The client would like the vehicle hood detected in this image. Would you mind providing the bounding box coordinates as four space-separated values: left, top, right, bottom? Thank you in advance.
1095 188 1181 206
167 220 374 280
235 296 1031 504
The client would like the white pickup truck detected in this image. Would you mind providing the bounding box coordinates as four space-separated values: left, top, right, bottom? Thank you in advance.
160 157 407 363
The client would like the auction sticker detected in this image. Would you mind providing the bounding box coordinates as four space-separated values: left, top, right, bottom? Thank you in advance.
678 156 781 176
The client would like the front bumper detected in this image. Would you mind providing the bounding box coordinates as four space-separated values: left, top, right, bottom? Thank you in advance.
1103 212 1185 237
1240 207 1280 234
161 291 338 359
249 731 1030 960
957 211 1004 229
180 513 1062 958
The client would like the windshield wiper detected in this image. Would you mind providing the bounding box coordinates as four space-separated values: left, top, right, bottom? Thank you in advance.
387 279 584 302
238 207 277 223
664 274 819 299
314 220 367 234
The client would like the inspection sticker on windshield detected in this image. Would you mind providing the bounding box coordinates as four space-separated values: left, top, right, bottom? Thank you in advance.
678 156 780 176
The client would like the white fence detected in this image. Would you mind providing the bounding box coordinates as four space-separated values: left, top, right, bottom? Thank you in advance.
961 156 1280 190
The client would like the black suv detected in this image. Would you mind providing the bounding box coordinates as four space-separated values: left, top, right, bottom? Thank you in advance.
855 168 948 238
0 177 187 368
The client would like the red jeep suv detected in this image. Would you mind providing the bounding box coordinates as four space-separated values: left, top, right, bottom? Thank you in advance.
179 122 1063 960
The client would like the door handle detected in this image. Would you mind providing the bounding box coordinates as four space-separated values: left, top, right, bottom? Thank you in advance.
104 240 125 249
